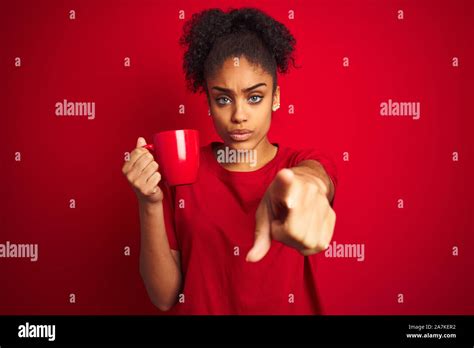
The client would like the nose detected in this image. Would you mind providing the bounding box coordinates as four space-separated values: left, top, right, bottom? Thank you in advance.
231 99 248 124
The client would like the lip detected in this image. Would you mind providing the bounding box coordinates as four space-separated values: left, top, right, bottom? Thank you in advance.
228 129 253 141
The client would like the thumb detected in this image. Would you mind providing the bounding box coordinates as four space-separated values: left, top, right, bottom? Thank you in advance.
246 198 272 262
136 137 146 148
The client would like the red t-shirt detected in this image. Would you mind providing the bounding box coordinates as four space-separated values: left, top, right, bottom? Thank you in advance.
159 142 338 315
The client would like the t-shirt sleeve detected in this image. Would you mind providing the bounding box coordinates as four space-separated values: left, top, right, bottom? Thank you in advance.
158 181 179 251
288 148 338 207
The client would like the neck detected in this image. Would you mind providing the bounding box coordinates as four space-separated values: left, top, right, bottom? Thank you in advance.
214 137 277 172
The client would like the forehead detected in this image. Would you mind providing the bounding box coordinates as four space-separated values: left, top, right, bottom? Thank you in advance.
207 56 271 89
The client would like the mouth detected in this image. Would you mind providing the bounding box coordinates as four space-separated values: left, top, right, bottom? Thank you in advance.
228 129 253 141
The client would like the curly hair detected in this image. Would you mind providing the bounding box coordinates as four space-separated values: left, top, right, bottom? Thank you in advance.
179 7 298 96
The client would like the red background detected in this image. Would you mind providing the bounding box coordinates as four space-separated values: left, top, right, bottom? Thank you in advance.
1 0 472 315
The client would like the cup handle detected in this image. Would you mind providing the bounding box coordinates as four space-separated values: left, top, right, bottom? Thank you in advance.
142 144 155 151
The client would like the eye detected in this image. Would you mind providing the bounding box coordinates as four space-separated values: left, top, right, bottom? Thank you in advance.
216 96 231 105
249 95 263 104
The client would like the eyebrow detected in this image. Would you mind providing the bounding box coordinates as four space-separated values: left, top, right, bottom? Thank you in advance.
211 83 267 94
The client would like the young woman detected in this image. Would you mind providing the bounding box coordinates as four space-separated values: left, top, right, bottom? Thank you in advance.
122 7 338 315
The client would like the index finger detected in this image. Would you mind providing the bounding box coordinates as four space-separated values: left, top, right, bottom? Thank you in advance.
123 146 151 172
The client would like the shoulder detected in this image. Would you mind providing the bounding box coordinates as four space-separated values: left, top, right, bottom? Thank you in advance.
277 144 338 185
277 144 327 167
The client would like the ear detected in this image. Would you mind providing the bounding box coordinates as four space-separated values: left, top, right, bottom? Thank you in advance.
272 85 280 111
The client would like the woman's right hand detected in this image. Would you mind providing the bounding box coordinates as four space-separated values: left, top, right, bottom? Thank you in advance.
122 137 163 205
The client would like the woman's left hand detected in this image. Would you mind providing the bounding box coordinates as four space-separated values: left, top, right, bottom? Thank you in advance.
246 168 336 262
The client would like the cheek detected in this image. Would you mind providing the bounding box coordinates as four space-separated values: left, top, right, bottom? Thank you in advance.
209 104 222 121
258 107 272 130
210 112 227 134
261 115 273 137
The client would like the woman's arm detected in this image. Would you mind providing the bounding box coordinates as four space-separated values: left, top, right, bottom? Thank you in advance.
139 201 182 311
246 162 336 262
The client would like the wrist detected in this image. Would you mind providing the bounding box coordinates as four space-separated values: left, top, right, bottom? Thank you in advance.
139 200 163 214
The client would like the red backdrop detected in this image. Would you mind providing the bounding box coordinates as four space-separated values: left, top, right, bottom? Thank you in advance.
1 0 472 315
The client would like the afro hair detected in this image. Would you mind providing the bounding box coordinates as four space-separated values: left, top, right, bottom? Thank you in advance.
179 7 299 95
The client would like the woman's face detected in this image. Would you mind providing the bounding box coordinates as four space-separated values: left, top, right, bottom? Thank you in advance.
206 56 280 150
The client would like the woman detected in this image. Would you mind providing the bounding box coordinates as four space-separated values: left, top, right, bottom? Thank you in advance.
122 7 338 315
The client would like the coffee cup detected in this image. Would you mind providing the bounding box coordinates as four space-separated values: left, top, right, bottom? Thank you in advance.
142 129 200 186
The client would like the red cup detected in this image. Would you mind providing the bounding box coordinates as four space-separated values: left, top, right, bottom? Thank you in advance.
142 129 200 186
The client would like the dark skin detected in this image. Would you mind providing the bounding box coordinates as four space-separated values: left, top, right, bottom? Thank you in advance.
206 55 336 262
122 55 336 312
206 56 279 172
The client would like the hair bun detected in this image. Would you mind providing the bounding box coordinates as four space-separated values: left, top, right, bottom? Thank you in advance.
180 7 298 94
